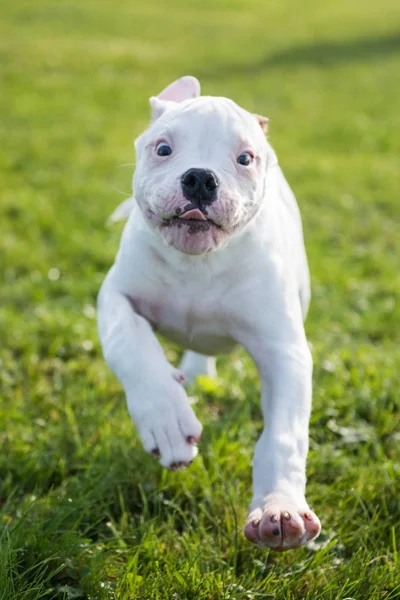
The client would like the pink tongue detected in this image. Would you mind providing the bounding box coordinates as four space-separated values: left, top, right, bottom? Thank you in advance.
179 208 207 221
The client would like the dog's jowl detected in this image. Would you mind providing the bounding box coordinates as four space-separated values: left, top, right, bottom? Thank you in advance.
97 76 321 551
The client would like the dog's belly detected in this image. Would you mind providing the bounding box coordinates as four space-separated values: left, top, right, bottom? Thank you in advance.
158 323 236 355
131 295 236 355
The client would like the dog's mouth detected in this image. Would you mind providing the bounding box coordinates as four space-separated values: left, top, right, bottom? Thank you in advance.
177 208 208 221
145 206 229 254
147 208 222 232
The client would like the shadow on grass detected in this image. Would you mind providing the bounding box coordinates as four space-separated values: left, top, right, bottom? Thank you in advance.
202 32 400 77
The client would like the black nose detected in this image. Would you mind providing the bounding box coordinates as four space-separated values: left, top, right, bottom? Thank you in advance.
180 168 219 206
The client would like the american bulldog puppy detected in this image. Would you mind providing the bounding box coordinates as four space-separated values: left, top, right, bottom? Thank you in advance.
97 76 321 550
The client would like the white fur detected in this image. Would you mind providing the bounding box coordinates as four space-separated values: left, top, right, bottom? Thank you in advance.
97 77 320 550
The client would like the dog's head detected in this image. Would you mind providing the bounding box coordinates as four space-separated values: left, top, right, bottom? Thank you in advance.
133 76 276 255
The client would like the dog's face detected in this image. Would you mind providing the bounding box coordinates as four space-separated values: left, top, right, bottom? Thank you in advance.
133 77 275 255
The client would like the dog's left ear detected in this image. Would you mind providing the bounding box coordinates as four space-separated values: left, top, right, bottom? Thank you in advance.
157 76 200 102
254 114 269 135
150 76 201 121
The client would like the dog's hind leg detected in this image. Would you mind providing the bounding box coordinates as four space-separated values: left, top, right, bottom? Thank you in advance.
179 351 216 385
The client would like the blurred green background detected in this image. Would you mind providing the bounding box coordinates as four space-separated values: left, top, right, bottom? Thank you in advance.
1 1 400 598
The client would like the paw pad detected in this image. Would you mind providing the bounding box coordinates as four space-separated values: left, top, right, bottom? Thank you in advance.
244 499 321 551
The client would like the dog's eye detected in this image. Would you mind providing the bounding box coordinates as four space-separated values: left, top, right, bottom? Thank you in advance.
156 142 172 157
237 152 253 166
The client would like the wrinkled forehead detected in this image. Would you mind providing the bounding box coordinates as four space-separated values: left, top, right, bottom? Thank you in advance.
148 96 266 149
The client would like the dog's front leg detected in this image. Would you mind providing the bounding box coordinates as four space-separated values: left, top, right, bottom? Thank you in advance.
97 273 202 469
243 339 321 550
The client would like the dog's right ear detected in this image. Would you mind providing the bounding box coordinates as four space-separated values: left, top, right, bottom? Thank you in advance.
253 114 269 135
150 76 200 121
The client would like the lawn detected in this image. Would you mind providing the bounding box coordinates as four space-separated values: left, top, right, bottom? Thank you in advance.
1 0 400 598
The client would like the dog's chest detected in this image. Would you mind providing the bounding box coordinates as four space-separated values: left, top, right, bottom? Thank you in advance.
128 270 236 355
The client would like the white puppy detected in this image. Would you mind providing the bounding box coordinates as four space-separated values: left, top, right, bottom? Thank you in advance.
97 76 321 551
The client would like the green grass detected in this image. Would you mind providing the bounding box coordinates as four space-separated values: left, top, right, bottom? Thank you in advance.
1 0 400 597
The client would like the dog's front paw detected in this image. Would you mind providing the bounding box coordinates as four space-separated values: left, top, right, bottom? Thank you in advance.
127 372 202 470
244 493 321 551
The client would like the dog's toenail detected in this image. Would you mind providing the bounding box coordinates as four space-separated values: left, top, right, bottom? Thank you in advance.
304 512 312 520
270 514 279 523
187 435 197 444
283 511 291 520
272 527 280 536
151 448 160 457
251 519 260 528
169 462 178 471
